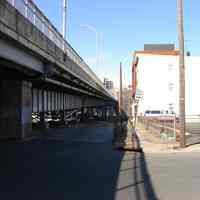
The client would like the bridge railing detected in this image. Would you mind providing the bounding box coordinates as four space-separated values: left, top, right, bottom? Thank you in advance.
6 0 109 96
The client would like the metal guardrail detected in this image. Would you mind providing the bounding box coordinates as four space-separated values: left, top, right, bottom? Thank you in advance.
138 115 200 141
6 0 111 96
138 116 178 140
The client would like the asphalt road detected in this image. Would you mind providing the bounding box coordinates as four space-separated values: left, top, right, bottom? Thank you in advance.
1 122 200 200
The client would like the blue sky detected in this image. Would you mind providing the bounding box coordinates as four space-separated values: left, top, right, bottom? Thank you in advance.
34 0 200 88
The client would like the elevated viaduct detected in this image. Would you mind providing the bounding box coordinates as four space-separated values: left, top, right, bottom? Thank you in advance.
0 0 117 139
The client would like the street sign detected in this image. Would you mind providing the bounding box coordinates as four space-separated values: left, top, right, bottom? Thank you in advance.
135 89 144 101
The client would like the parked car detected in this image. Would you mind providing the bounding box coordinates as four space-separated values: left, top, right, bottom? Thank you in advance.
144 110 175 117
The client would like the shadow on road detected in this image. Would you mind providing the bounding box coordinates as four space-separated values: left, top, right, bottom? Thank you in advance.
0 121 158 200
134 152 158 200
114 128 158 200
133 132 158 200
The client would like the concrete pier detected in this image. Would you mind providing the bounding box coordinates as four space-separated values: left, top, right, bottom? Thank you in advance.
0 80 32 139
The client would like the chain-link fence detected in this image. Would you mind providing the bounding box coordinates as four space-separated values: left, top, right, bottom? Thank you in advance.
138 115 200 145
138 116 178 141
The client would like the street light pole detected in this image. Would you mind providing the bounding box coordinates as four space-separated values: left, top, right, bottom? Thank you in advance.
80 25 100 74
62 0 67 40
177 0 186 148
119 62 123 113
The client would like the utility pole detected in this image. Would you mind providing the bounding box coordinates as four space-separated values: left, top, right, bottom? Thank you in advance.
177 0 186 148
119 62 123 113
62 0 67 40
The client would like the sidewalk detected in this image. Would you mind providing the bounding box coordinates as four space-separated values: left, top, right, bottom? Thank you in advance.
136 123 200 153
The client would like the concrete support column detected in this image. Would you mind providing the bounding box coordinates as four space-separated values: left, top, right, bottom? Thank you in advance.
93 108 96 118
60 110 65 124
40 89 45 129
81 97 86 121
0 80 32 139
87 107 90 119
102 107 106 120
99 110 103 119
106 107 109 120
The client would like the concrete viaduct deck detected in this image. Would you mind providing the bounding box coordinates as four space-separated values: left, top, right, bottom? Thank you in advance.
0 0 117 139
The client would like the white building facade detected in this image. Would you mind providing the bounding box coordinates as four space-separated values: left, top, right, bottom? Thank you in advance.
132 50 200 116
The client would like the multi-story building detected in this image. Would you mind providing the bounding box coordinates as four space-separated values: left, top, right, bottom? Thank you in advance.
132 44 200 116
103 78 114 90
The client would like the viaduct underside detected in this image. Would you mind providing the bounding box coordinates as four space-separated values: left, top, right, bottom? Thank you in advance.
0 0 117 139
